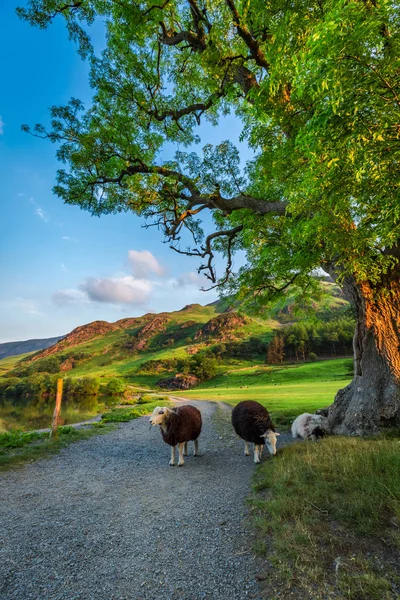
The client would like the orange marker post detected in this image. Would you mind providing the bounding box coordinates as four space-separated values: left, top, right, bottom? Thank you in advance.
50 379 63 439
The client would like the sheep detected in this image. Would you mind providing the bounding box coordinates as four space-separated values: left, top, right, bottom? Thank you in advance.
231 401 280 463
149 405 202 466
291 413 330 440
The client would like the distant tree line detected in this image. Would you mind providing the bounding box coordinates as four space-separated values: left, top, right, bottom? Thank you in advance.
139 353 218 382
266 317 354 364
0 375 127 409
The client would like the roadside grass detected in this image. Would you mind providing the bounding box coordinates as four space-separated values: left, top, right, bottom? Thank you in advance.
251 434 400 599
0 399 166 469
101 399 171 422
179 359 353 428
0 424 115 471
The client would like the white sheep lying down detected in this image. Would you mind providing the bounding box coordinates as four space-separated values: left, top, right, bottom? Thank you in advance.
291 413 329 440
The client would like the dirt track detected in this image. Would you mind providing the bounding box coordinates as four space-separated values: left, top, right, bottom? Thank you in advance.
0 401 291 600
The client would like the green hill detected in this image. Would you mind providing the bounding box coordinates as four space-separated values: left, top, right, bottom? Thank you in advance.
0 281 352 385
0 281 354 431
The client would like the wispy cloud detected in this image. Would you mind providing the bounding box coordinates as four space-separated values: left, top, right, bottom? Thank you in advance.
172 271 206 288
60 263 68 272
128 250 165 279
27 196 50 223
52 289 90 307
14 297 42 315
0 116 4 135
62 236 78 242
35 207 49 222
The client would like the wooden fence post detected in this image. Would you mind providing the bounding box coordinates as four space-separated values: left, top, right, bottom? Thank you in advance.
50 378 63 439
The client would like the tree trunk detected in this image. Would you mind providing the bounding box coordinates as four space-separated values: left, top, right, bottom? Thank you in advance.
327 272 400 435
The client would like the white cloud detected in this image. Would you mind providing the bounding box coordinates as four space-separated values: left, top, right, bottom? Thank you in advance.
0 117 4 135
52 289 90 307
80 276 152 305
60 263 68 272
62 236 78 242
128 250 165 279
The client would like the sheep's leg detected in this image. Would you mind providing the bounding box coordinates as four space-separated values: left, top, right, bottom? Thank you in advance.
178 442 185 466
244 441 250 456
259 445 264 459
169 445 176 466
193 439 199 456
183 442 188 456
254 444 261 464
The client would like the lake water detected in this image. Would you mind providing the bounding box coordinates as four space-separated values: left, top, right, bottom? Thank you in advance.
0 399 105 432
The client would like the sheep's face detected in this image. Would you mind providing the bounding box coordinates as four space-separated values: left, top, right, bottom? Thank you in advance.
262 429 280 455
149 406 168 427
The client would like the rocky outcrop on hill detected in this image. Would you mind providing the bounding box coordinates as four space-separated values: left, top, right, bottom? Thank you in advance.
157 374 199 390
130 316 170 352
59 358 74 372
195 313 248 341
179 320 198 329
29 321 120 362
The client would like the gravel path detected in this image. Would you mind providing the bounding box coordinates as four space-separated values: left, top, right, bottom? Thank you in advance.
0 400 292 600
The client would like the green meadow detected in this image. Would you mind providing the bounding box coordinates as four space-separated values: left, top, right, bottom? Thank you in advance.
179 358 353 427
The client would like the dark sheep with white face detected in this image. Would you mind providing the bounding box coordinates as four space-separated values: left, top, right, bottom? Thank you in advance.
149 405 202 466
231 401 279 463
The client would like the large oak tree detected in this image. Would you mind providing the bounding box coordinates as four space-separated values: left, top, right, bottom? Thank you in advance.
19 0 400 434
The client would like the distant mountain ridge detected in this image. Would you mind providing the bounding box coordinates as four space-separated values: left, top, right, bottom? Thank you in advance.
0 336 65 360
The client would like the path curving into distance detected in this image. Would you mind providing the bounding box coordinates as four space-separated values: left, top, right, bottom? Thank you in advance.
0 401 292 600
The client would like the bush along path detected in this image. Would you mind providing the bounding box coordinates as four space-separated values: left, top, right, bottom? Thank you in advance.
0 400 292 600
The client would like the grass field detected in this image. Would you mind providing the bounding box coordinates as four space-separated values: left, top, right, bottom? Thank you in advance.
252 433 400 599
179 358 353 427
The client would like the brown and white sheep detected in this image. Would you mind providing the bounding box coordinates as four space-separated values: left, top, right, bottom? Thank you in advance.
149 405 202 466
231 401 279 463
291 413 329 440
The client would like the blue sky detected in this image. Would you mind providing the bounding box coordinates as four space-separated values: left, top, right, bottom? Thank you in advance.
0 3 251 343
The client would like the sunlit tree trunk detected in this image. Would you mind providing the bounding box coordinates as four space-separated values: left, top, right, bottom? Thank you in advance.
327 268 400 435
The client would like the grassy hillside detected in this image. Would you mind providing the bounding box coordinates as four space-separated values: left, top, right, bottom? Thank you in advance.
0 281 354 431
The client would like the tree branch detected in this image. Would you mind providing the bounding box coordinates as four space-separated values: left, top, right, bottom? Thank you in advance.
171 225 244 287
159 20 206 51
225 0 270 71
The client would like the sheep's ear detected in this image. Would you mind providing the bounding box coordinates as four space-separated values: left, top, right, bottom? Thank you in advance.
276 432 280 436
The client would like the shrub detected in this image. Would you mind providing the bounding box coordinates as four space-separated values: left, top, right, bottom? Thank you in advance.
105 378 125 396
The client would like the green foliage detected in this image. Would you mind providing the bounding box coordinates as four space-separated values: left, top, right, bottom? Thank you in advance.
101 401 168 422
17 0 400 306
105 378 125 396
282 317 354 360
0 429 47 449
188 354 218 381
137 394 169 404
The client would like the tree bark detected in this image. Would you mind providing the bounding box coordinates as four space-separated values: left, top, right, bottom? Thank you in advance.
326 270 400 435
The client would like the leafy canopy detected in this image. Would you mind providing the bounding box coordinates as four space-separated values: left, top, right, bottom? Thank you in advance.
18 0 400 306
